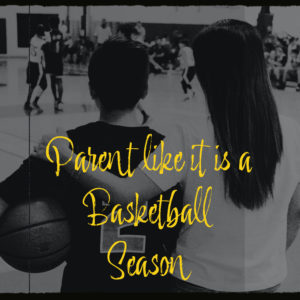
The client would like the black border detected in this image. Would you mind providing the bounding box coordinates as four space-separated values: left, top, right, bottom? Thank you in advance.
0 291 298 296
1 0 300 6
0 0 300 296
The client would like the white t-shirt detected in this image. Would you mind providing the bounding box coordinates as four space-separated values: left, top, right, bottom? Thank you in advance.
140 114 300 292
94 25 112 44
29 35 45 64
179 46 195 68
135 25 146 42
59 24 68 39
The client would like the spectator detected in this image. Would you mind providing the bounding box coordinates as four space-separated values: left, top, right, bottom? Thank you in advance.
60 20 68 39
148 37 167 73
263 26 277 52
287 37 300 60
63 34 77 63
150 37 168 69
76 33 94 65
160 35 173 69
178 39 195 100
264 32 300 91
148 46 165 74
267 46 287 89
282 49 300 91
274 46 287 88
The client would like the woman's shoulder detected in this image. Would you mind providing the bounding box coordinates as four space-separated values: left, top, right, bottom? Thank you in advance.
279 114 300 137
148 112 211 138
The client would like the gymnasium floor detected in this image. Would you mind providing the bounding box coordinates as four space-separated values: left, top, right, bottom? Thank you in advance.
0 58 299 293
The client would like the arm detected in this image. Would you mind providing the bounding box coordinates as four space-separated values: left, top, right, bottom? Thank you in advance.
108 26 112 38
149 54 163 71
33 128 186 206
181 50 189 71
94 29 98 45
0 156 60 221
0 162 30 220
63 154 162 206
32 131 162 205
287 183 300 249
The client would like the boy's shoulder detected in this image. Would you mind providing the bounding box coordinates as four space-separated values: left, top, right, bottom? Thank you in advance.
66 121 165 150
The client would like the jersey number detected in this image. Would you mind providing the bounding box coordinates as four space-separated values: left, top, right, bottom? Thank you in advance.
100 206 148 254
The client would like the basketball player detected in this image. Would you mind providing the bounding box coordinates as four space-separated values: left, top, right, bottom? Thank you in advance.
178 39 195 101
44 17 64 113
117 23 139 41
94 19 112 48
0 39 182 292
24 24 47 115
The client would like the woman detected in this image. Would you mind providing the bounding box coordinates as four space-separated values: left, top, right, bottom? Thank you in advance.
35 20 300 292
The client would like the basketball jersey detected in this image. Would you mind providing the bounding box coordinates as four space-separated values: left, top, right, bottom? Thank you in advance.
62 121 183 292
48 29 64 55
29 35 45 64
0 120 183 292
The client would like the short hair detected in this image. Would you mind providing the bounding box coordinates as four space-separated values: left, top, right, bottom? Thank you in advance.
88 38 149 111
118 23 139 40
36 24 45 36
179 39 190 46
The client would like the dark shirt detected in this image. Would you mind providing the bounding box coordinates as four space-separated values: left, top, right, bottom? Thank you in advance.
49 29 64 55
0 121 182 292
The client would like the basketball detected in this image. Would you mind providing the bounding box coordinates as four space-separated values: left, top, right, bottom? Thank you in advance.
0 197 71 273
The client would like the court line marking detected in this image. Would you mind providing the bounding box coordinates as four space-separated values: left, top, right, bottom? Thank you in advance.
0 147 26 159
0 130 38 143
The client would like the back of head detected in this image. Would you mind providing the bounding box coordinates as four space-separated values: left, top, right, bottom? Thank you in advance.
193 19 283 209
36 24 45 37
88 38 149 111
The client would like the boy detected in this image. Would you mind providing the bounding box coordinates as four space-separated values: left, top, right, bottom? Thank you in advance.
178 39 195 101
44 17 64 113
24 24 47 115
0 39 181 292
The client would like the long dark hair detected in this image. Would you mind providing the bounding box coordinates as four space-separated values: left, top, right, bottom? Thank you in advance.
193 19 283 209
